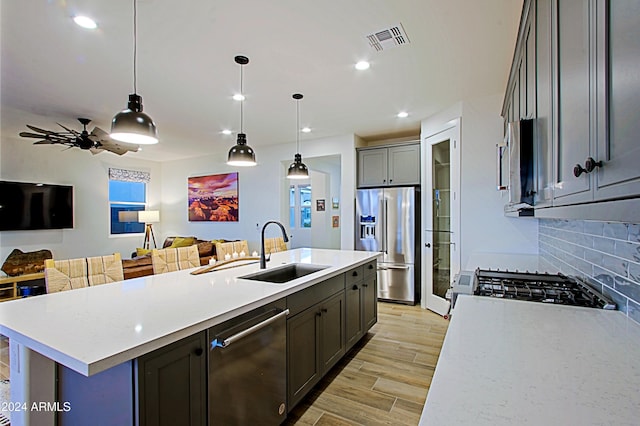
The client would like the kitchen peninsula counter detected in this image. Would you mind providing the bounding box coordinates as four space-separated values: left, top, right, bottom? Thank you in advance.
0 248 379 376
419 295 640 425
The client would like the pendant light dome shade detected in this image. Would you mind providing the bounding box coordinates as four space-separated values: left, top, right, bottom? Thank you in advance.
227 55 256 166
287 93 309 179
111 0 158 145
111 94 158 144
287 153 309 179
227 133 256 166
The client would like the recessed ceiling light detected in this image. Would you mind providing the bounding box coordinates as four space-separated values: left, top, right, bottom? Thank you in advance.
355 61 370 70
397 111 409 118
301 127 311 133
232 93 245 101
221 129 232 135
73 15 97 30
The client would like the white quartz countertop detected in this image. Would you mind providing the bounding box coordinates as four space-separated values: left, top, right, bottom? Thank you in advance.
419 296 640 425
0 248 379 376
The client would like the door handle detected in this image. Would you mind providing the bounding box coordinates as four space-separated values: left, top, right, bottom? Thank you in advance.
212 309 289 348
425 243 431 248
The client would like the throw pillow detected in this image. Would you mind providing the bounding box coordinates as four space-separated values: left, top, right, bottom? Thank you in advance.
136 248 152 257
169 237 196 248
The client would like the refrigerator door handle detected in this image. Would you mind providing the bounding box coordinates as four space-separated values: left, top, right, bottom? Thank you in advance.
384 199 389 254
378 265 410 271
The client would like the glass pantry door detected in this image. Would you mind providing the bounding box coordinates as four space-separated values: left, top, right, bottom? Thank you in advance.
422 123 460 316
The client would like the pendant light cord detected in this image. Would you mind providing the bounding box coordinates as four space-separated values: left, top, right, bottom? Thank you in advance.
296 98 300 153
239 64 244 133
133 0 137 94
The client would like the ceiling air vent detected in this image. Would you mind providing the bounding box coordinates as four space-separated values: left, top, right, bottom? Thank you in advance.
366 23 410 52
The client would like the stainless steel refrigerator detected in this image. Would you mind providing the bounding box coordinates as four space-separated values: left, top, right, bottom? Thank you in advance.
355 187 420 304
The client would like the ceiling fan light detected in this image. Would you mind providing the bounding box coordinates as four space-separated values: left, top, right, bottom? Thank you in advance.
111 94 158 144
287 153 309 179
227 133 256 166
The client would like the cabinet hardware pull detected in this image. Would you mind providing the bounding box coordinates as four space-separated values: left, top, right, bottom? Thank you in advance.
352 284 358 290
368 264 373 269
573 163 587 177
362 284 368 287
321 308 328 313
584 157 603 173
194 348 203 356
425 243 431 248
316 311 322 317
352 271 358 276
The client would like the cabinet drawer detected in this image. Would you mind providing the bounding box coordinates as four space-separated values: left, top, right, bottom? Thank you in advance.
287 274 345 317
345 266 364 287
363 260 377 277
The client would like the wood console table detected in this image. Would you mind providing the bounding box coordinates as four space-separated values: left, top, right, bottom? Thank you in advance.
0 272 45 302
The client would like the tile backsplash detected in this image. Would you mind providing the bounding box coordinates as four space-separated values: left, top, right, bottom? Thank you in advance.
539 219 640 324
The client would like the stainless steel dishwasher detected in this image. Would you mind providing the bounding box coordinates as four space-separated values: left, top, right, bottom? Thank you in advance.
208 299 289 425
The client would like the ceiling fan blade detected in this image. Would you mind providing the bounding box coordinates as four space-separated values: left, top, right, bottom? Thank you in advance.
89 147 104 155
20 132 48 138
26 124 57 135
57 122 80 135
33 140 54 145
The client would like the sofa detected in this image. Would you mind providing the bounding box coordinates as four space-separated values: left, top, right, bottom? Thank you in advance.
122 236 227 280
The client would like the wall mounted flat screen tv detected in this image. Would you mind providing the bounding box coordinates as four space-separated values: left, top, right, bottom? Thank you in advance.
0 180 73 231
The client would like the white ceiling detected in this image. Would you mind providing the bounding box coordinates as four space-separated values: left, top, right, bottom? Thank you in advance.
1 0 523 162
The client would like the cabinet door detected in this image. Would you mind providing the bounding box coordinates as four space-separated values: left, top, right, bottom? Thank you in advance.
362 274 378 331
594 0 640 200
137 333 206 426
553 0 593 204
345 282 363 351
388 144 420 185
319 292 345 373
358 149 388 187
287 307 321 409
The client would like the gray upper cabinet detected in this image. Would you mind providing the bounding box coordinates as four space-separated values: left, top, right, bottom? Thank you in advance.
593 0 640 200
358 143 420 187
552 0 593 204
503 0 640 216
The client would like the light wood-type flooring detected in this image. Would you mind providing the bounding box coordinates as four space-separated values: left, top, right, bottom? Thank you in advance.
284 302 449 426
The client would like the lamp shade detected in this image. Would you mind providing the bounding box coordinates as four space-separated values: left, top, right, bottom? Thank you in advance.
111 94 158 145
227 133 256 166
287 154 309 179
137 210 160 223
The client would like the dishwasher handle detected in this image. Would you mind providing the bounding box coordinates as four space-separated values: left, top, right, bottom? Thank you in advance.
212 308 290 349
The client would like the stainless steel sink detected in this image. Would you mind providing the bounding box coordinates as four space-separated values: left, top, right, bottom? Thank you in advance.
240 263 328 284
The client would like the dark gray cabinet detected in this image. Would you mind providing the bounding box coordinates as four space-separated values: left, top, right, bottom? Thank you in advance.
287 290 345 410
345 261 378 351
136 332 207 426
358 143 420 187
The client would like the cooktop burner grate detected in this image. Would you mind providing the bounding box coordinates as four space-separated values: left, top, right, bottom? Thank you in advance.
474 269 616 309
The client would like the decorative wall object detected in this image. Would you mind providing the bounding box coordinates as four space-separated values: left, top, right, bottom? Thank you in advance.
316 199 325 211
332 216 340 228
332 198 339 209
188 173 239 222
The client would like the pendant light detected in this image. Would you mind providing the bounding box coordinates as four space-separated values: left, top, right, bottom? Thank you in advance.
227 55 257 166
287 93 309 179
110 0 158 145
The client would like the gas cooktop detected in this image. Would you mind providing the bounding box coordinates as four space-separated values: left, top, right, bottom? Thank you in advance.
452 269 616 310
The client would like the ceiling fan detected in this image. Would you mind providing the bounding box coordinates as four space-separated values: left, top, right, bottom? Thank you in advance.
19 118 139 156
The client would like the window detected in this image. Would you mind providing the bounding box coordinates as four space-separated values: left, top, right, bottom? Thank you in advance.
289 184 312 229
108 168 150 235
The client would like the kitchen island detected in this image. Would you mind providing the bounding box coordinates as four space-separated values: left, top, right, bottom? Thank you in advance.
0 248 379 425
419 295 640 425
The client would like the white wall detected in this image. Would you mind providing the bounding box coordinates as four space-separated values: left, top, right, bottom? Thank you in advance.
0 108 163 261
421 94 538 270
159 134 356 252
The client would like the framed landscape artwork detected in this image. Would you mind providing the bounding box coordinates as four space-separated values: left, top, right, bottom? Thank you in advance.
188 173 239 222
